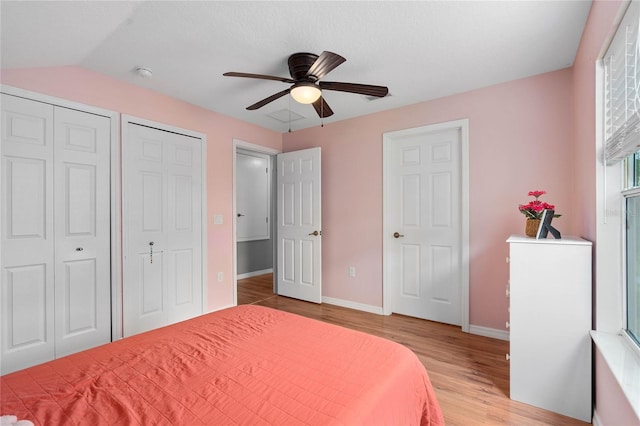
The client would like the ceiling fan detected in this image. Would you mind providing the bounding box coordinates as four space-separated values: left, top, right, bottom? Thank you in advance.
223 51 389 118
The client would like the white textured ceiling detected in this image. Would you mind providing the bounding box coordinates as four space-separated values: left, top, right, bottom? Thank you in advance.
1 1 592 133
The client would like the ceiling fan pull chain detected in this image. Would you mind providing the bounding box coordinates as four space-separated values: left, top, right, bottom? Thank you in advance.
288 95 292 133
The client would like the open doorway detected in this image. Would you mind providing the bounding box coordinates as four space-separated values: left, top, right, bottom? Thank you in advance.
237 273 275 305
236 148 273 278
233 140 280 305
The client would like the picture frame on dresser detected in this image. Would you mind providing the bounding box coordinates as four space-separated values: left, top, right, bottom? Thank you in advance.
536 209 561 239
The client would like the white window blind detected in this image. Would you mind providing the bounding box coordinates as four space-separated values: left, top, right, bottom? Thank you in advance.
604 1 640 165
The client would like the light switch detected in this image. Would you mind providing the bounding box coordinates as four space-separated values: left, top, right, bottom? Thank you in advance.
213 214 223 225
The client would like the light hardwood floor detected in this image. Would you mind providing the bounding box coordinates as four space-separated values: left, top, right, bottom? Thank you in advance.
238 274 590 426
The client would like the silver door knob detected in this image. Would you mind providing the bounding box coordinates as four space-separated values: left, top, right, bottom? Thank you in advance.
393 232 404 238
308 230 320 236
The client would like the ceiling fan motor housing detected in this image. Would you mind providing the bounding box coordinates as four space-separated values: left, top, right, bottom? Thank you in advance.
288 53 319 81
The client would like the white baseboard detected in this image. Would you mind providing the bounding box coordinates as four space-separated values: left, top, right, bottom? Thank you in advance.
469 324 510 341
237 268 273 280
592 410 601 426
319 299 512 341
207 303 235 313
322 296 384 315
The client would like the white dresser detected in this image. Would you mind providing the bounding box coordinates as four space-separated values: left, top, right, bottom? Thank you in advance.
506 235 592 422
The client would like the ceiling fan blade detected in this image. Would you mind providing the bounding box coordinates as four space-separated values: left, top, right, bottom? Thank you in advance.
319 81 389 98
312 96 334 118
224 72 295 84
247 88 291 110
306 51 346 80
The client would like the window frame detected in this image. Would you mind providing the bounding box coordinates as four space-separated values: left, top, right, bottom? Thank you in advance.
622 157 640 349
592 3 640 419
600 0 640 349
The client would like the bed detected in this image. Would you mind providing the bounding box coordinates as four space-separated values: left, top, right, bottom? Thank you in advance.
1 305 444 425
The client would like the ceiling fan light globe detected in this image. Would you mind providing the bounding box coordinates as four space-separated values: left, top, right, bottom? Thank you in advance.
290 83 321 104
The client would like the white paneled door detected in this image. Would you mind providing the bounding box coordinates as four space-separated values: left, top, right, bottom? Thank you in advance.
276 148 322 303
123 122 203 337
1 94 111 373
53 106 111 357
385 124 463 325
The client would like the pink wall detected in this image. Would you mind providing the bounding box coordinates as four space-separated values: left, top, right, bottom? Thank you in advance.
571 1 638 425
572 1 623 241
2 65 575 330
594 352 639 425
284 68 574 329
0 66 282 312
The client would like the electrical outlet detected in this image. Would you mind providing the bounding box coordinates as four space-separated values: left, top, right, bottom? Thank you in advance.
217 272 223 282
348 267 356 277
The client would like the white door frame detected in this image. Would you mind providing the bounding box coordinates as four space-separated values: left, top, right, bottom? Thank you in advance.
120 115 207 337
382 118 470 332
232 139 281 306
0 84 121 339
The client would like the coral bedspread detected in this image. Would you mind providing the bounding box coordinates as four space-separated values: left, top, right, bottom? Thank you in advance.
1 305 443 425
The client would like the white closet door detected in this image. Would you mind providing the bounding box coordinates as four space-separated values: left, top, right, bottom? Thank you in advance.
165 130 202 325
1 95 112 374
1 94 55 373
123 122 202 337
53 107 111 357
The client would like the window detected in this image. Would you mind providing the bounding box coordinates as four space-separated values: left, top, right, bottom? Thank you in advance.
626 151 640 188
625 154 640 345
603 1 640 348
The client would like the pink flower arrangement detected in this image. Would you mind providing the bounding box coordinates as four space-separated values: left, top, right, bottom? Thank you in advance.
518 190 560 220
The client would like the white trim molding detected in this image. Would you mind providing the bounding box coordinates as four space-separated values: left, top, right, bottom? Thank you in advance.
469 325 509 341
322 296 385 316
237 268 274 280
